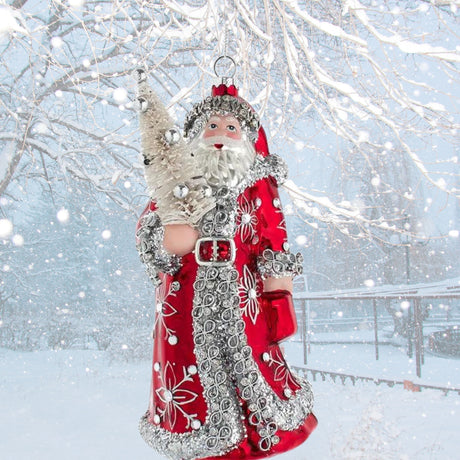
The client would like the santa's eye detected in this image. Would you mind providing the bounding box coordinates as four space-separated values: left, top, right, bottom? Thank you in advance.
227 124 237 132
208 123 218 129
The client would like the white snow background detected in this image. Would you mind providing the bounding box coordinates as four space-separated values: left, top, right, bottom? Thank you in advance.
1 339 459 460
1 2 459 459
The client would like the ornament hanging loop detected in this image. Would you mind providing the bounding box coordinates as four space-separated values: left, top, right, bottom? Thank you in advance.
214 55 236 86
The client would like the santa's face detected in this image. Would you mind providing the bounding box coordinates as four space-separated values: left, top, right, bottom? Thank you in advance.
203 114 242 148
190 113 256 188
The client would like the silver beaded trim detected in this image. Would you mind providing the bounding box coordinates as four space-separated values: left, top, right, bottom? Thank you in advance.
184 95 260 142
136 212 182 286
257 249 304 280
236 154 288 192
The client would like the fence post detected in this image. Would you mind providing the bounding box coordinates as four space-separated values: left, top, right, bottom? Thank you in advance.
301 299 307 365
407 298 414 358
373 298 379 360
414 298 423 378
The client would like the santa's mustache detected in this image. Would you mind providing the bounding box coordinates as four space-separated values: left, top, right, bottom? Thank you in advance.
199 135 244 150
190 133 256 187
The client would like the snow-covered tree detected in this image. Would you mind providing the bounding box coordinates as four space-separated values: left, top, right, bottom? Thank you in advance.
0 0 458 230
0 176 153 352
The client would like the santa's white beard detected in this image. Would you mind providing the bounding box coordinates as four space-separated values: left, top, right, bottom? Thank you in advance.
190 135 257 188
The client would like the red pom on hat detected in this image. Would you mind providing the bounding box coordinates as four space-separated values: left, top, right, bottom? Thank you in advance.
212 84 239 97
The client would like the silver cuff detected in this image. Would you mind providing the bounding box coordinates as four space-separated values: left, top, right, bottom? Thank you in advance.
136 212 181 285
257 249 303 279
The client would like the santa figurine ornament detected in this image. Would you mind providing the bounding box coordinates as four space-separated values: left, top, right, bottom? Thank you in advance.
135 59 317 460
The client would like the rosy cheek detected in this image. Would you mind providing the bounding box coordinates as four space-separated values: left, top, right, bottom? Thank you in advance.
227 131 242 140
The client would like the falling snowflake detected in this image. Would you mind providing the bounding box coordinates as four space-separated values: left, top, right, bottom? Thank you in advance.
238 265 260 324
237 195 259 242
155 362 199 429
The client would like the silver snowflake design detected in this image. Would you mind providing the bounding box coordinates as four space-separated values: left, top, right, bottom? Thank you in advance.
237 195 259 242
154 279 178 341
263 348 297 388
238 264 260 324
155 362 199 430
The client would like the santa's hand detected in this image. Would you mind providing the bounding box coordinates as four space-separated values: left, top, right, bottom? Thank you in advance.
163 224 199 256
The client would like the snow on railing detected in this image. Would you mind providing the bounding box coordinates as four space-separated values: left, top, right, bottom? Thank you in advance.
292 278 460 301
292 366 460 396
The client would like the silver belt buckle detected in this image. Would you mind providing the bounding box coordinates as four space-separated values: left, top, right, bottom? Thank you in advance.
195 237 236 266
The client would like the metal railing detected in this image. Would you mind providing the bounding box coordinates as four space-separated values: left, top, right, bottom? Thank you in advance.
292 366 460 395
293 277 460 378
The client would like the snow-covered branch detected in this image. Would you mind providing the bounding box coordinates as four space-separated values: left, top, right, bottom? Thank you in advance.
0 0 458 232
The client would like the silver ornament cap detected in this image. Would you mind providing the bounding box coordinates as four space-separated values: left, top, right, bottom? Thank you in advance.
173 184 189 199
134 68 147 83
164 127 181 146
137 97 149 112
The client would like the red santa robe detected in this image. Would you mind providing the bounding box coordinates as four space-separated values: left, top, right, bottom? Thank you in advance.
136 151 317 459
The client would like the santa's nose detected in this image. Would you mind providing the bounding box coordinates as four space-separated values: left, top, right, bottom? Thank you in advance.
214 144 223 149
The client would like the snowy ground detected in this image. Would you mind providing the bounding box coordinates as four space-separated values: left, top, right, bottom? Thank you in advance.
1 343 459 460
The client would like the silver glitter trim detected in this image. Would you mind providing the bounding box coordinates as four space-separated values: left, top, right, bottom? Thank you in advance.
136 212 182 286
184 95 260 142
235 154 288 193
257 249 304 280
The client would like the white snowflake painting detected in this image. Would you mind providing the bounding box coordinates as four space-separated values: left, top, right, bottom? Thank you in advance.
238 264 261 324
237 195 259 243
155 362 199 430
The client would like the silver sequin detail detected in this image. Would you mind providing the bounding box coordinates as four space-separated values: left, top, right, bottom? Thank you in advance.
191 419 201 430
257 249 304 280
136 213 181 286
171 281 181 292
187 365 198 375
164 127 181 145
168 335 178 345
173 184 189 199
137 96 149 112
